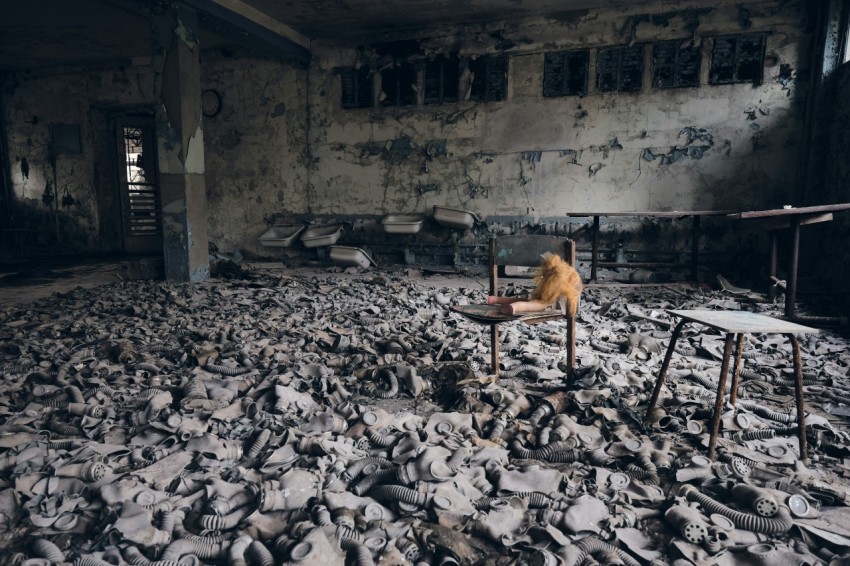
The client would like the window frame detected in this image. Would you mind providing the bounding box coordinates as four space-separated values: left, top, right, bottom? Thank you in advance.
543 49 590 97
651 40 702 89
709 33 768 86
423 55 461 105
469 55 509 102
596 44 644 93
339 66 374 109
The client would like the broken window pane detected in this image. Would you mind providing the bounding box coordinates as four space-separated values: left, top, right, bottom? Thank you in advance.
381 63 417 107
597 45 644 92
424 55 460 105
543 50 589 97
709 33 766 85
652 41 701 88
339 66 373 109
470 56 508 102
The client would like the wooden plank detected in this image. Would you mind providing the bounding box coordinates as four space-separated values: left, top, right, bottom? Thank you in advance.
730 203 850 219
568 210 734 217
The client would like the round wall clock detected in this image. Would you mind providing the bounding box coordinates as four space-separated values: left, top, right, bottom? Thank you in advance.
201 89 222 118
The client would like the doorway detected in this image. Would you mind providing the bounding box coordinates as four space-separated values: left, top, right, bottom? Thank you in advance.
115 117 162 254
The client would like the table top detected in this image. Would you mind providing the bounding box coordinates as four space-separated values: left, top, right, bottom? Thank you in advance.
729 203 850 220
667 309 820 334
568 210 734 218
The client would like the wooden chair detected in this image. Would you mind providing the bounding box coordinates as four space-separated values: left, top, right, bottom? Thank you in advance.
463 235 578 378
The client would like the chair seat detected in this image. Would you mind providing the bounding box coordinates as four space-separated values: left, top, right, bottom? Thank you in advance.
450 303 565 325
450 304 523 324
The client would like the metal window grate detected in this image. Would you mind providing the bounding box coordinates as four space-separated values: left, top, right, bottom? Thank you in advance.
424 55 460 105
709 33 766 85
470 56 508 102
543 50 589 97
653 41 702 88
597 45 644 92
340 67 373 109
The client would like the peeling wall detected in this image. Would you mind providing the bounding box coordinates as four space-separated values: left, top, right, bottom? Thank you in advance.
0 0 815 263
1 66 156 252
307 0 811 220
201 52 309 256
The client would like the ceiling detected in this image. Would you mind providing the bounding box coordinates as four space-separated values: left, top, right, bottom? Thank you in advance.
246 0 652 42
0 0 657 71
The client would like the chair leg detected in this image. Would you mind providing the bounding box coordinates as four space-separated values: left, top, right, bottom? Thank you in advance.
708 334 736 460
566 315 575 380
787 333 809 463
647 320 687 415
729 333 745 405
491 323 500 377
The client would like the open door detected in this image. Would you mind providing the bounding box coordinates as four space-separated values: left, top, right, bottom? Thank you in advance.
115 117 162 254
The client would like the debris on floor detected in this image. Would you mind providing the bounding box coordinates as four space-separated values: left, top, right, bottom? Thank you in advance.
0 267 848 565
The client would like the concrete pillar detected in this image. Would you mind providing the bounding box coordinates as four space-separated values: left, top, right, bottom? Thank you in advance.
154 5 209 282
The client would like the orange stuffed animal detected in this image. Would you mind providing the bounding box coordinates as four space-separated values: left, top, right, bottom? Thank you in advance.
487 254 582 316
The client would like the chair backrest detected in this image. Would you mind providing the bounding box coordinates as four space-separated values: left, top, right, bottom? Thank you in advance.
489 235 576 296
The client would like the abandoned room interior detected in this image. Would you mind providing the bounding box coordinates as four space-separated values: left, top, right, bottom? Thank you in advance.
2 0 850 564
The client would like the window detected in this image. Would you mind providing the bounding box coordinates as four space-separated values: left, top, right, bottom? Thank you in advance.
380 63 417 106
597 45 644 92
543 50 589 97
469 56 508 102
424 55 460 105
709 34 766 85
339 66 373 109
652 41 701 88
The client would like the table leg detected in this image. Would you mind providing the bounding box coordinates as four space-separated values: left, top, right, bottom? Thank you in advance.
729 333 745 405
691 215 701 282
647 320 687 415
786 218 800 318
491 323 500 378
708 333 736 460
591 215 600 283
768 232 778 301
786 333 809 463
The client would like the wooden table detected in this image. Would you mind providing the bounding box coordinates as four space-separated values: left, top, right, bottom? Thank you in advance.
567 211 733 283
729 204 850 318
646 310 818 462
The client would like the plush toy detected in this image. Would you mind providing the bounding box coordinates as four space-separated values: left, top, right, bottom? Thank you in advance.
488 254 582 316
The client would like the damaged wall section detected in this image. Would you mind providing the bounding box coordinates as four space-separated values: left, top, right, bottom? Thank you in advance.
306 0 810 220
201 51 310 256
0 66 157 253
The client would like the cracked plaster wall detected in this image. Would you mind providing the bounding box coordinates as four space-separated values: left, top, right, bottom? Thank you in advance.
307 0 811 221
1 66 156 252
201 53 309 256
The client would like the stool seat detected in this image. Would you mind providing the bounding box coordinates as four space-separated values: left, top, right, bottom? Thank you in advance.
646 310 819 462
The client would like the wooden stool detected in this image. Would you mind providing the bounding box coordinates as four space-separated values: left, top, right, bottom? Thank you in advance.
646 310 819 463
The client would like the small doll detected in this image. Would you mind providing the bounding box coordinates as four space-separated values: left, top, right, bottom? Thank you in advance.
487 254 582 316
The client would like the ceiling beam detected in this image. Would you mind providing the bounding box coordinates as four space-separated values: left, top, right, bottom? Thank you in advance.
181 0 311 66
